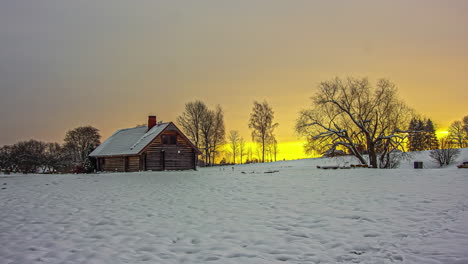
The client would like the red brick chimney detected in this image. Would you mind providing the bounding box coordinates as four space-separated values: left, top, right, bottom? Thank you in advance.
148 115 157 131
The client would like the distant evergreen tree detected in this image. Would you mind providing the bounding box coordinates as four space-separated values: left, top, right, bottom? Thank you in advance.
408 118 438 151
424 119 439 150
408 118 426 151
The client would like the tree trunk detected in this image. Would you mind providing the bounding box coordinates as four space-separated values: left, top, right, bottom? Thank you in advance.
348 144 367 165
204 143 210 166
367 142 378 168
262 137 265 163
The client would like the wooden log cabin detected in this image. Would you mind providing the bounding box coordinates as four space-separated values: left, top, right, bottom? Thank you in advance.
89 116 201 172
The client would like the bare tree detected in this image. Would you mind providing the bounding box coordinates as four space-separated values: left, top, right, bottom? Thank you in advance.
0 145 14 172
266 141 272 162
255 144 262 162
1 140 74 174
210 105 226 165
448 120 467 148
249 101 279 163
265 136 278 162
10 140 47 173
271 137 279 162
429 137 460 167
463 115 468 134
43 143 72 173
200 109 215 165
228 130 240 164
64 126 101 170
239 137 246 164
464 115 468 143
247 145 253 163
296 77 413 168
177 100 207 149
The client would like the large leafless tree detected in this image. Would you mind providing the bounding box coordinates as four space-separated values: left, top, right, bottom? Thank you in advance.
200 109 215 165
210 105 226 165
296 77 412 168
249 101 278 163
177 101 207 149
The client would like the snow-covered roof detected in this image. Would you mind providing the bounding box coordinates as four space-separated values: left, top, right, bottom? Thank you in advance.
89 123 170 157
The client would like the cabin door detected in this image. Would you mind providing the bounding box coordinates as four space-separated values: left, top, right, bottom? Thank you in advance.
161 150 166 170
192 150 196 170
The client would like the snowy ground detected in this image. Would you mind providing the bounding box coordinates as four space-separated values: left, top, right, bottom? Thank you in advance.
1 153 468 264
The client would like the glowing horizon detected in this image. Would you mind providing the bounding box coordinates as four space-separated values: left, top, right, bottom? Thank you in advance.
220 141 315 163
436 129 450 138
223 129 453 163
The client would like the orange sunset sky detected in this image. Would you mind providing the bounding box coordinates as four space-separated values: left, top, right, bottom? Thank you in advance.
1 1 467 160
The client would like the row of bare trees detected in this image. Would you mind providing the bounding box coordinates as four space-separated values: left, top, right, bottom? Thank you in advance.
177 100 279 165
177 80 462 168
177 101 226 166
0 126 100 173
227 101 279 164
228 130 244 164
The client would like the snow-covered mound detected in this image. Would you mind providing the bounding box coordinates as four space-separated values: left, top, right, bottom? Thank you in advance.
1 156 468 264
398 148 468 169
280 148 468 169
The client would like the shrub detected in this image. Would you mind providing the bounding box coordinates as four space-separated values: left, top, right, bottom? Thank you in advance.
429 137 460 167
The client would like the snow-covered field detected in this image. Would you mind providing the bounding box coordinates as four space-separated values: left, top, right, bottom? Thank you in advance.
1 152 468 264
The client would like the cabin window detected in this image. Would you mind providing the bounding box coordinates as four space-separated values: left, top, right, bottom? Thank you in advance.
162 135 177 145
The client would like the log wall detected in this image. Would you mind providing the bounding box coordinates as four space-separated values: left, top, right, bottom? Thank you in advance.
143 126 195 170
101 157 125 172
99 156 140 172
128 156 140 172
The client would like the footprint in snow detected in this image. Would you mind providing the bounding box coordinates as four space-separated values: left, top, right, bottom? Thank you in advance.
204 256 220 261
276 256 292 261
